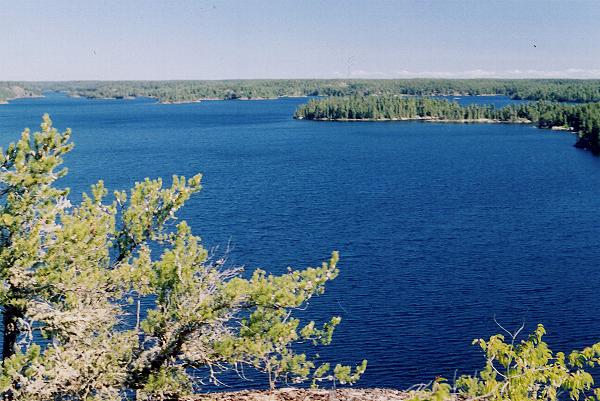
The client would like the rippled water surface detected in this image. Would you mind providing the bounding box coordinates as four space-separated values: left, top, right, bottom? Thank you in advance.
1 94 600 389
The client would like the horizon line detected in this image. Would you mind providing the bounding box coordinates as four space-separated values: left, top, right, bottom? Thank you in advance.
5 77 600 82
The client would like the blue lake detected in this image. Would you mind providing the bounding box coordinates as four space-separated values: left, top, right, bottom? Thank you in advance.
1 93 600 389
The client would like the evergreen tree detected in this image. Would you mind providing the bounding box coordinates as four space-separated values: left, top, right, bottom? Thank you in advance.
0 115 366 400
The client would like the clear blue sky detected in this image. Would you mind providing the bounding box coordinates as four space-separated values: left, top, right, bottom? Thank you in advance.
1 0 600 80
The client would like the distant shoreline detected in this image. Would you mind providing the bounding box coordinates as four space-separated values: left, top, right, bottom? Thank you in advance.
21 91 308 105
0 94 44 105
1 92 508 106
296 116 533 124
0 92 310 105
80 93 510 104
158 96 282 104
154 95 317 104
295 116 579 134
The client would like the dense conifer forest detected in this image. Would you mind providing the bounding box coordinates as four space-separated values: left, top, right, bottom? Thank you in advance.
3 79 600 154
4 79 600 104
57 79 600 103
294 96 600 154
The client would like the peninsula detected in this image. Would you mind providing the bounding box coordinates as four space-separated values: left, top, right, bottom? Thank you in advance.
294 95 600 154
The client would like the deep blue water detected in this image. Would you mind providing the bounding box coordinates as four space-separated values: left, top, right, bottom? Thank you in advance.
1 93 600 389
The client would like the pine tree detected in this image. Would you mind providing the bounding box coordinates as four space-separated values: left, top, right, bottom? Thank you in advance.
0 115 366 401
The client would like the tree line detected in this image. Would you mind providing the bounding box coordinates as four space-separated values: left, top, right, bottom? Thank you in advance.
11 79 600 104
294 95 600 154
0 83 39 103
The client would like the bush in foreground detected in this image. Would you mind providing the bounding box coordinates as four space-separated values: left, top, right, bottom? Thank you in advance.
0 115 366 400
407 324 600 401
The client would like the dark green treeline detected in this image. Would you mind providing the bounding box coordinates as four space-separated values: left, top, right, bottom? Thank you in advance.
17 79 600 104
294 96 600 154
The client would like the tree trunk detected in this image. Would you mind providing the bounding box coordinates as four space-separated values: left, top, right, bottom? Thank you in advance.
126 324 194 389
2 305 23 360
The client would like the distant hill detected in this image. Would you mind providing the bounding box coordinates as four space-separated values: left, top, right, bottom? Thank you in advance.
0 83 40 103
21 79 600 104
6 78 600 105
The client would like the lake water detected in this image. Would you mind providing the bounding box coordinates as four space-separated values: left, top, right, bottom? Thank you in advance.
1 93 600 390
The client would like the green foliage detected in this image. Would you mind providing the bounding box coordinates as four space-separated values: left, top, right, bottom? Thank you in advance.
25 79 600 104
0 115 365 400
294 95 600 154
407 324 600 401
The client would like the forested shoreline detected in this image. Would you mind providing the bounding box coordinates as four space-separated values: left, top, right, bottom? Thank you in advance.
294 96 600 154
4 79 600 104
0 83 41 103
4 79 600 154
